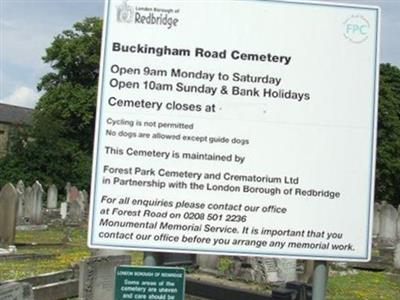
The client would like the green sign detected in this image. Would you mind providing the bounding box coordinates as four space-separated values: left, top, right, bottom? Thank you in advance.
114 266 185 300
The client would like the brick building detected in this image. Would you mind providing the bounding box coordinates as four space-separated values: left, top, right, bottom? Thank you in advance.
0 103 33 157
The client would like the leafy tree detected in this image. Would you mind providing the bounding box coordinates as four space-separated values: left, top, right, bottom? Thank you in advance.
376 64 400 205
0 17 102 190
36 17 102 153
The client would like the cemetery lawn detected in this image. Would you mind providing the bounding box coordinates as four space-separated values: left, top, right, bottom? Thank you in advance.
0 226 143 280
1 227 399 300
327 271 400 300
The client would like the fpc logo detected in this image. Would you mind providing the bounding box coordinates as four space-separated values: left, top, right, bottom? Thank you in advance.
343 15 370 43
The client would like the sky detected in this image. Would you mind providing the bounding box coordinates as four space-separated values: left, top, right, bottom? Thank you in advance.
0 0 399 109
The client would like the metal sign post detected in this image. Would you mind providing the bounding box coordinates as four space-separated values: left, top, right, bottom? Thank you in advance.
312 261 328 300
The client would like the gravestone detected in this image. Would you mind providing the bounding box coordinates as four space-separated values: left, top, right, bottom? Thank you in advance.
297 260 314 284
68 200 84 223
82 190 89 205
65 182 71 199
233 257 282 283
276 259 297 282
394 242 400 269
31 181 44 225
67 186 79 203
397 209 400 240
0 282 33 300
77 191 86 212
69 186 79 201
24 186 34 223
0 183 18 246
196 255 219 272
0 248 10 255
60 202 68 219
79 255 131 300
91 249 131 256
47 184 58 209
82 190 89 218
16 180 25 220
263 258 280 282
373 202 381 238
379 202 398 245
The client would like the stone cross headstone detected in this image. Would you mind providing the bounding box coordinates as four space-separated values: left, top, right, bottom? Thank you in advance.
379 202 398 245
79 255 131 300
394 242 400 269
31 181 44 225
276 258 297 282
23 186 34 223
16 180 25 219
373 202 381 238
47 184 58 209
60 202 68 219
0 282 33 300
0 183 18 246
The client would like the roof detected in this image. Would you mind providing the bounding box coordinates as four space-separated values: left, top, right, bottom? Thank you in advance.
0 103 33 125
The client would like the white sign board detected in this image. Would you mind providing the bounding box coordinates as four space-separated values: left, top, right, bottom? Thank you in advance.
88 0 380 261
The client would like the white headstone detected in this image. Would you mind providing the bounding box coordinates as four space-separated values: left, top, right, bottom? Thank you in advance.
373 202 381 237
0 248 11 255
65 182 72 202
397 209 400 240
16 180 25 219
77 191 86 212
379 202 398 244
24 186 34 221
82 190 88 202
262 258 280 282
60 202 68 219
81 190 89 212
31 181 44 225
47 184 58 209
0 183 18 246
394 242 400 269
196 255 219 271
276 259 297 282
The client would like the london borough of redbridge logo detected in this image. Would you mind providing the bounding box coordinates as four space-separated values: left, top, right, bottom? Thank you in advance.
116 0 134 23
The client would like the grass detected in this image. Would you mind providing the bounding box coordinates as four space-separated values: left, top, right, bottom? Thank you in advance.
1 227 399 300
0 225 142 281
217 256 234 274
215 256 400 299
327 270 400 300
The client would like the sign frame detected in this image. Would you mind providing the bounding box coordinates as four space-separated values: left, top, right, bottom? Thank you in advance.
88 0 381 262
